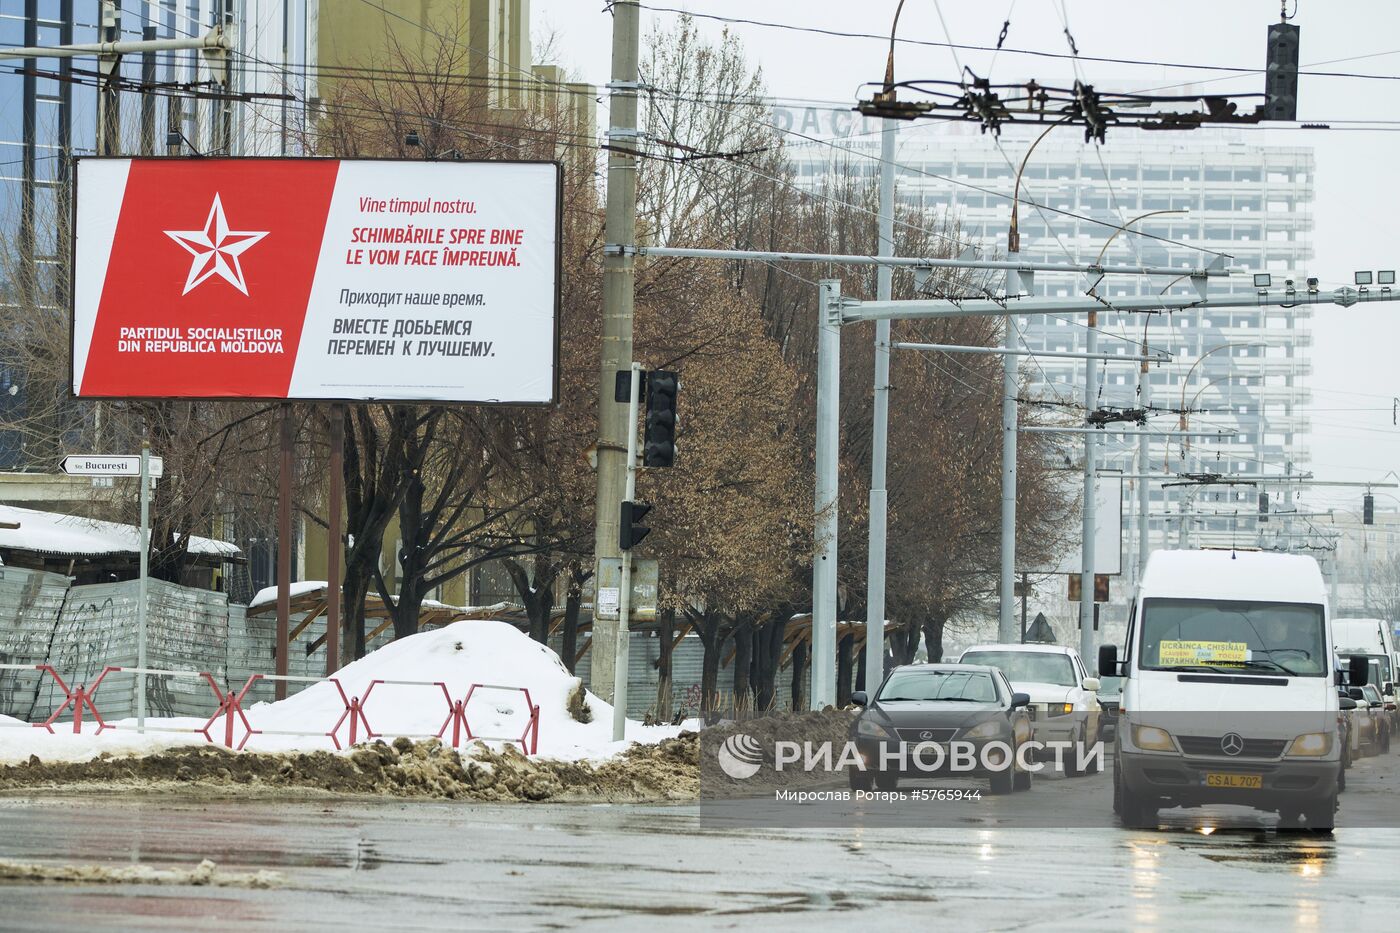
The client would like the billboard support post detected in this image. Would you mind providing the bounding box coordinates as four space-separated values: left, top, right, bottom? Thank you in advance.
327 404 344 675
136 437 150 733
276 406 292 700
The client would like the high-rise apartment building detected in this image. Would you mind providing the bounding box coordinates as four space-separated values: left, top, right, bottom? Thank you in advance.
780 109 1316 574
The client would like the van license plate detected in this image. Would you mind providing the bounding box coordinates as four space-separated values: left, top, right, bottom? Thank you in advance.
1206 773 1262 789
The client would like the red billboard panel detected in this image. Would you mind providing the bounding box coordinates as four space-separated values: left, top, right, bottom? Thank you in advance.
71 158 560 403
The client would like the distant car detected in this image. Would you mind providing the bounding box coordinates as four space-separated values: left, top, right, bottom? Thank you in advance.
1349 684 1392 755
957 643 1103 775
849 664 1034 795
1339 653 1398 732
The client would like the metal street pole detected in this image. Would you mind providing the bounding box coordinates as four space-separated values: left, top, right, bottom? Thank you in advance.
1362 527 1371 614
136 437 150 733
841 285 1396 323
866 119 895 694
1080 312 1098 664
1138 357 1152 583
814 281 842 709
999 302 1018 643
892 342 1166 362
592 0 641 703
613 363 642 741
628 245 1226 279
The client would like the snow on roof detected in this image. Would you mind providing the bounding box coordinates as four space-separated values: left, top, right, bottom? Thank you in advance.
246 580 507 614
1140 549 1325 605
249 580 333 609
0 504 239 559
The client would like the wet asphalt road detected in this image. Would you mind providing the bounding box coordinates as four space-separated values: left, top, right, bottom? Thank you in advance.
0 754 1397 932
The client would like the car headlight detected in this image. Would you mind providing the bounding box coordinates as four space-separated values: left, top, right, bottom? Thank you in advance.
963 720 1003 740
1047 703 1075 717
1132 724 1176 752
856 718 893 739
1286 732 1332 757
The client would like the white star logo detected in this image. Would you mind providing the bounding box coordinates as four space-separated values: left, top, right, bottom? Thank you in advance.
164 193 268 296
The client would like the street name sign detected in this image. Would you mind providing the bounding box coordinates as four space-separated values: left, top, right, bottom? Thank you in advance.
60 455 164 478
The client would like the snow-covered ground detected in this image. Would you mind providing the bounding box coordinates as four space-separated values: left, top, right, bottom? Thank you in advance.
0 621 688 765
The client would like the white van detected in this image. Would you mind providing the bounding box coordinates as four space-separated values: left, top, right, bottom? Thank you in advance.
1098 549 1364 831
1333 617 1397 699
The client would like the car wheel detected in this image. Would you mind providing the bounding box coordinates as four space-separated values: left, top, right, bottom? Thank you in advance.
1298 794 1337 833
848 767 874 792
990 765 1014 795
1383 724 1392 754
1013 760 1032 792
1338 760 1347 793
1119 783 1158 829
874 770 899 792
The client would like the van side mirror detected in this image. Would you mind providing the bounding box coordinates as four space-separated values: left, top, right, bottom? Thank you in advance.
1098 644 1119 677
1385 682 1395 696
1081 677 1101 692
1340 696 1358 711
1347 687 1365 702
1348 655 1369 687
1010 692 1031 709
850 691 868 707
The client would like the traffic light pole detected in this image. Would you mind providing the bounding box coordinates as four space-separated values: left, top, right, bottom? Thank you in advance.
612 362 642 741
593 0 641 705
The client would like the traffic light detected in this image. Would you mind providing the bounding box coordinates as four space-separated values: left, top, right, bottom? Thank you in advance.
619 500 652 551
1263 20 1300 121
1258 491 1269 524
644 370 679 468
1364 493 1375 526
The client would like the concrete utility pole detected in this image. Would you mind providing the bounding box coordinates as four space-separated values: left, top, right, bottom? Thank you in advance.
1079 311 1098 665
865 119 896 696
813 281 842 709
592 0 641 703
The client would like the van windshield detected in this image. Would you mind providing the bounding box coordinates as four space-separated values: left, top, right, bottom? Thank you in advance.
1139 599 1326 677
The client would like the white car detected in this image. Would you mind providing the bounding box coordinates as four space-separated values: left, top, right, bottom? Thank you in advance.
957 643 1102 774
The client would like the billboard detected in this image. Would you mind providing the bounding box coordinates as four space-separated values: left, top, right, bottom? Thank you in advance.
71 158 560 403
1050 470 1125 576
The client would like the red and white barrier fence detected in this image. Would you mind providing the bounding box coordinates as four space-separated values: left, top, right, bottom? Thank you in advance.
0 662 541 755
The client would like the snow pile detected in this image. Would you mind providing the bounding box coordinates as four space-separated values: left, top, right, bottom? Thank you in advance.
0 621 683 765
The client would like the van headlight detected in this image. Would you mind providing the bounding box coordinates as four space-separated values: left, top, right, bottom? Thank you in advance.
1285 732 1332 757
857 718 893 739
1047 703 1075 716
963 720 1003 740
1132 724 1176 752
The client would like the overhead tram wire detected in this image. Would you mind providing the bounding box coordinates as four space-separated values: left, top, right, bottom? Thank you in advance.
630 3 1400 84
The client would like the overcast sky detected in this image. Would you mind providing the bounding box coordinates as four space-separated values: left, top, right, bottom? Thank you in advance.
533 0 1400 512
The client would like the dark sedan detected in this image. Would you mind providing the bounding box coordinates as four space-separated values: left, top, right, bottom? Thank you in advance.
849 663 1033 794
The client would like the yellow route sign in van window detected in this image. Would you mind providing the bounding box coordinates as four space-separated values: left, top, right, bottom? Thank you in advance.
1159 640 1248 666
